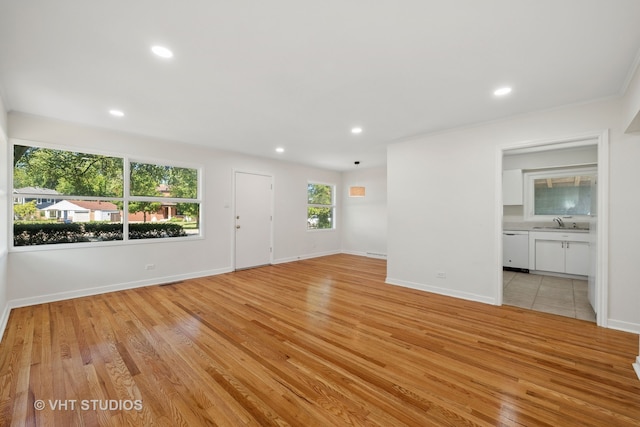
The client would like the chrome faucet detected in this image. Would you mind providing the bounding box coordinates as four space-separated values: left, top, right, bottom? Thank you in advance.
553 217 565 228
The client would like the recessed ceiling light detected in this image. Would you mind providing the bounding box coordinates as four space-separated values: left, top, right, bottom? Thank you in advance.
275 147 285 153
351 127 363 134
494 87 512 96
151 45 173 59
109 109 125 117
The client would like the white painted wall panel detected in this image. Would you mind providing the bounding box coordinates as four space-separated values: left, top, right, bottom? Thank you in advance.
6 113 342 304
341 166 387 257
387 98 640 332
623 60 640 132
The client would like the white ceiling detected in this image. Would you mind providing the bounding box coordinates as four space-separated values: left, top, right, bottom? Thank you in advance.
1 1 640 171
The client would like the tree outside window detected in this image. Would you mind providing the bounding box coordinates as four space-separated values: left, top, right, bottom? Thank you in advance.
307 183 335 230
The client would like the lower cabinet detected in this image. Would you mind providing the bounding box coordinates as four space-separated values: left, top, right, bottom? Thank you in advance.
564 241 590 275
535 239 589 276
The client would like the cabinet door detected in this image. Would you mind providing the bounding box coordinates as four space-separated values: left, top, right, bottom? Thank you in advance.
535 240 565 273
502 169 523 205
565 241 590 276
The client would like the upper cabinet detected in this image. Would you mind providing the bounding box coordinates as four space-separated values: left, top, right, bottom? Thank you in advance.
502 169 523 205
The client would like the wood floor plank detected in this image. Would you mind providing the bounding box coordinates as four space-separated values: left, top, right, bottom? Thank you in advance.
0 254 639 426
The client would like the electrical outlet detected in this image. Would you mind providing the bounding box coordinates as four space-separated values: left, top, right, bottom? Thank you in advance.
145 264 156 270
436 271 446 279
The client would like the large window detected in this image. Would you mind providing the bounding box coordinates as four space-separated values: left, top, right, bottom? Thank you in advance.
524 167 596 220
12 144 201 247
307 182 335 230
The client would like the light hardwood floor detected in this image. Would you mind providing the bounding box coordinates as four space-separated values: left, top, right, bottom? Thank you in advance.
1 254 638 426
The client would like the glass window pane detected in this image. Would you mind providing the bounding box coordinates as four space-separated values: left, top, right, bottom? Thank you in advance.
307 183 333 205
534 176 592 215
307 183 335 230
307 207 333 229
13 145 123 197
13 199 123 246
127 202 200 239
130 162 198 199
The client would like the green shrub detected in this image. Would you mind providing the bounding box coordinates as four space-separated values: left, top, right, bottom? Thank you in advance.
13 221 186 246
129 223 187 239
84 223 123 241
13 223 89 246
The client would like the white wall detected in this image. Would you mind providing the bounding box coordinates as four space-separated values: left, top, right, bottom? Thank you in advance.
387 97 640 333
6 113 342 305
622 59 640 373
0 95 8 339
503 145 597 171
341 165 387 257
623 59 640 132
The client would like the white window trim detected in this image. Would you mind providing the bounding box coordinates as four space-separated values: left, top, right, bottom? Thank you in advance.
523 166 597 221
307 181 336 231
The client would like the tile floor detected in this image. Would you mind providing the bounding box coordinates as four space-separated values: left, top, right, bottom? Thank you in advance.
503 270 596 322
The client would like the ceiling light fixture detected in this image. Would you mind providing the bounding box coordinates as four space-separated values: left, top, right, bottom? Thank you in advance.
151 45 174 59
109 109 125 117
351 127 363 134
349 161 366 198
275 147 285 153
494 87 512 96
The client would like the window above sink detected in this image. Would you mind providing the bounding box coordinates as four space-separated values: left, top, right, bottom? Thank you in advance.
523 166 597 221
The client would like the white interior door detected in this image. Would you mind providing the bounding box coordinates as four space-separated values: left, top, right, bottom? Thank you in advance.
235 172 273 270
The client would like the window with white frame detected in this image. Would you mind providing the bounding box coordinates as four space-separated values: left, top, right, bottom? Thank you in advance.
12 143 201 247
307 182 335 230
524 166 596 220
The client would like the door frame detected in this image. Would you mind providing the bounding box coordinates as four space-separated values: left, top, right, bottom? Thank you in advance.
496 130 609 327
232 169 274 270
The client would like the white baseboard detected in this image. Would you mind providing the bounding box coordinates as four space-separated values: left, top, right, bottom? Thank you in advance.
340 250 367 257
272 250 341 265
385 277 496 305
7 267 233 310
634 356 640 381
341 250 387 259
0 301 11 343
606 319 640 334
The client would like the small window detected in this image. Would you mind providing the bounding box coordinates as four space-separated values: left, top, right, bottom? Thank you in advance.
307 182 335 230
524 167 596 220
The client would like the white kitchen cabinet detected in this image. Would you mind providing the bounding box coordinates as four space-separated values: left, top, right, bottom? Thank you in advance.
534 236 590 276
502 169 523 205
565 241 590 275
535 240 566 273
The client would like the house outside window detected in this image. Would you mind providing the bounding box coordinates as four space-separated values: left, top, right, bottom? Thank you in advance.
307 182 335 230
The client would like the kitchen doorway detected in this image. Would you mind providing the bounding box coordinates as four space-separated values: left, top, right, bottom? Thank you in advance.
498 131 609 327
